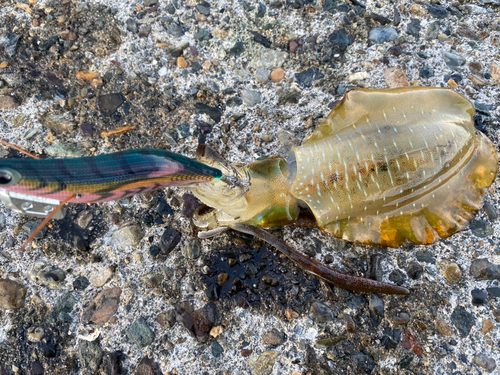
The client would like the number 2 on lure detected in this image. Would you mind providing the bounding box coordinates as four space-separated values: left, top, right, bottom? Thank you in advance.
0 87 497 295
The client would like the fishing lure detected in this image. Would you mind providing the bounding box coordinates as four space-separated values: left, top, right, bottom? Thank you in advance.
0 87 497 295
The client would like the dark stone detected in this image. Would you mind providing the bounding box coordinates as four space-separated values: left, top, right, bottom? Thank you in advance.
388 269 406 285
78 340 104 374
39 36 59 51
443 52 466 68
328 28 354 50
79 123 93 137
257 3 266 17
295 67 324 88
352 353 376 373
159 228 181 257
450 306 475 337
277 89 300 105
310 302 334 323
194 28 211 41
242 1 253 11
469 219 494 238
181 193 200 217
471 289 488 306
415 250 435 264
369 294 385 317
428 4 448 18
211 340 224 358
486 287 500 297
3 33 21 56
194 103 222 123
407 19 421 39
474 102 494 116
98 93 124 116
470 259 500 280
180 302 218 343
102 351 125 375
177 122 190 138
196 1 210 15
157 198 173 217
368 13 391 25
229 41 245 57
126 318 155 348
417 52 428 59
406 262 423 280
73 276 90 290
135 357 162 375
149 245 160 257
157 310 176 328
81 287 122 326
473 354 496 373
419 66 434 78
40 343 57 358
399 355 413 368
389 45 403 56
443 73 463 83
262 328 286 345
30 361 44 375
249 31 271 48
139 25 152 38
166 23 184 37
126 18 138 33
48 292 77 323
369 27 398 44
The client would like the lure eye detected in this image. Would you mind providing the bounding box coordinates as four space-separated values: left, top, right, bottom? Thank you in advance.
0 169 13 185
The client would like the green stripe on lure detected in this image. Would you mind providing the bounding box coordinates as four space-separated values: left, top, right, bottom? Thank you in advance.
0 149 222 209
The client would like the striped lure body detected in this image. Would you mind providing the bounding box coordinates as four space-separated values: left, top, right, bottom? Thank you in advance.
191 88 498 247
0 149 222 203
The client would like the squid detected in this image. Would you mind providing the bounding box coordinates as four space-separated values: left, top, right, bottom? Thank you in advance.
0 87 497 295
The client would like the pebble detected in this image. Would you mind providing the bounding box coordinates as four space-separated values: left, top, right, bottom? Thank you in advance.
415 250 435 264
89 266 114 287
369 27 398 44
0 95 19 109
487 287 500 297
389 269 406 285
180 302 218 343
126 318 155 348
135 357 162 375
98 93 124 116
491 62 500 84
255 68 269 84
248 351 279 375
195 103 222 123
29 260 66 290
141 272 164 288
241 89 262 106
419 66 434 79
113 224 144 250
328 28 354 50
435 318 454 336
3 33 20 56
428 4 448 18
450 305 475 338
310 301 334 323
315 336 346 348
369 293 385 317
483 202 498 221
470 259 500 280
262 328 286 345
473 354 496 373
159 228 181 257
177 56 188 68
442 52 466 69
82 287 121 326
79 123 93 137
468 74 489 87
384 68 408 88
40 113 75 135
126 18 138 33
48 292 77 323
295 67 324 88
471 289 488 306
27 327 44 342
469 219 494 238
276 89 300 105
157 310 176 328
270 68 284 82
352 353 376 373
392 312 410 325
407 19 421 39
348 71 369 84
45 143 87 158
0 279 27 309
211 340 224 358
73 276 90 290
79 340 103 374
139 25 151 38
482 319 495 335
438 261 462 284
406 262 423 280
30 361 44 375
409 4 425 16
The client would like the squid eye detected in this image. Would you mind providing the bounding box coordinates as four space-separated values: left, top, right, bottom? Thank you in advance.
0 169 13 185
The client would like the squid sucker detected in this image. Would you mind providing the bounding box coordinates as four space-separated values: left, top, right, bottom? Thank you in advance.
1 87 498 295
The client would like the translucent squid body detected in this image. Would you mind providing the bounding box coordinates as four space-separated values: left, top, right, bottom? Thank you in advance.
0 87 497 295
